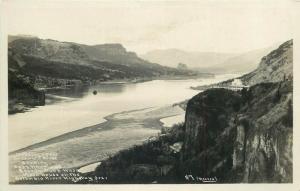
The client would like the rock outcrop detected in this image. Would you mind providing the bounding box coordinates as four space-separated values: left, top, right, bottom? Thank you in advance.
8 70 45 114
182 80 292 183
192 40 293 91
240 40 293 86
180 40 293 183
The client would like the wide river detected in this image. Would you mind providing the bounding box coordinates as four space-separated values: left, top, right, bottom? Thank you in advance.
9 74 237 152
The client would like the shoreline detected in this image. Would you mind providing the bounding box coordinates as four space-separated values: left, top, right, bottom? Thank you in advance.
42 74 215 89
8 75 206 115
76 107 186 174
8 73 240 183
9 104 185 183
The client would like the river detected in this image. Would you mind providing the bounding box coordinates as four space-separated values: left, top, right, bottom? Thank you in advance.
8 74 237 182
9 74 237 152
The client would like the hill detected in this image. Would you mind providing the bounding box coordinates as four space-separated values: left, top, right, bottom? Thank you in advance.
8 35 204 113
192 40 293 90
141 49 236 69
141 46 276 74
240 40 293 85
8 36 198 83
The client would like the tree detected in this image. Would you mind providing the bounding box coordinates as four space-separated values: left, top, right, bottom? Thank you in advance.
177 63 188 70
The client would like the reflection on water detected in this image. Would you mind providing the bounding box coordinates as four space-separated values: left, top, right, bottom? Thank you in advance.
45 85 88 98
9 74 238 152
45 83 130 99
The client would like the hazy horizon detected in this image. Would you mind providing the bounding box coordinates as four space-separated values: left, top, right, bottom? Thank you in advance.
3 1 293 55
8 33 286 56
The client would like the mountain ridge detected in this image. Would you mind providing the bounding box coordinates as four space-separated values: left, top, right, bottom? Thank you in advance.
8 35 203 114
141 45 278 74
8 35 202 85
192 39 293 90
240 39 293 85
141 49 236 69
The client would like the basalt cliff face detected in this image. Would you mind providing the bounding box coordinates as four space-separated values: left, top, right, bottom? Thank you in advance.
181 40 293 183
182 81 292 183
85 40 293 184
88 80 292 183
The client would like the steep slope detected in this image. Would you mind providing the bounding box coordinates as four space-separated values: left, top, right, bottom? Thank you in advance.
8 36 202 114
9 36 169 70
208 46 276 74
79 81 292 184
8 37 91 66
181 39 293 183
240 40 293 85
81 44 148 66
182 81 292 183
192 40 293 90
8 36 200 88
81 39 293 184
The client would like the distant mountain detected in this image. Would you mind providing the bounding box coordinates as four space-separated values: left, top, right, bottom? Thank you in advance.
9 37 159 68
80 43 150 67
141 46 277 74
8 36 198 84
8 35 201 113
202 46 277 74
141 49 236 69
192 40 293 90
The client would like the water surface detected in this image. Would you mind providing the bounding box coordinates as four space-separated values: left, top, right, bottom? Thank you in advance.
9 74 237 152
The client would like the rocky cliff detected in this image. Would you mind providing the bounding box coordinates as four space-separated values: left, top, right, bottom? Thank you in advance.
84 39 293 184
193 40 293 90
180 40 293 183
182 80 292 183
240 40 293 86
87 79 292 183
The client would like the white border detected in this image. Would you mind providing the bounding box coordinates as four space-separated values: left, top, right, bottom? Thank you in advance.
0 0 299 191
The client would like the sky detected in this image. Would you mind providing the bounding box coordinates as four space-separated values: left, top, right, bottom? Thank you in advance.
2 0 294 55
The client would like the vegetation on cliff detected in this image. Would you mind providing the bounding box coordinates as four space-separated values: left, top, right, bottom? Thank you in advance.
83 40 293 183
181 80 292 183
8 70 45 114
8 35 208 112
83 80 292 183
8 35 204 87
192 39 293 90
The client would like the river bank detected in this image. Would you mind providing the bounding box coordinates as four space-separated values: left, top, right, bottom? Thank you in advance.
11 77 224 152
9 104 185 183
8 74 213 115
9 75 238 183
